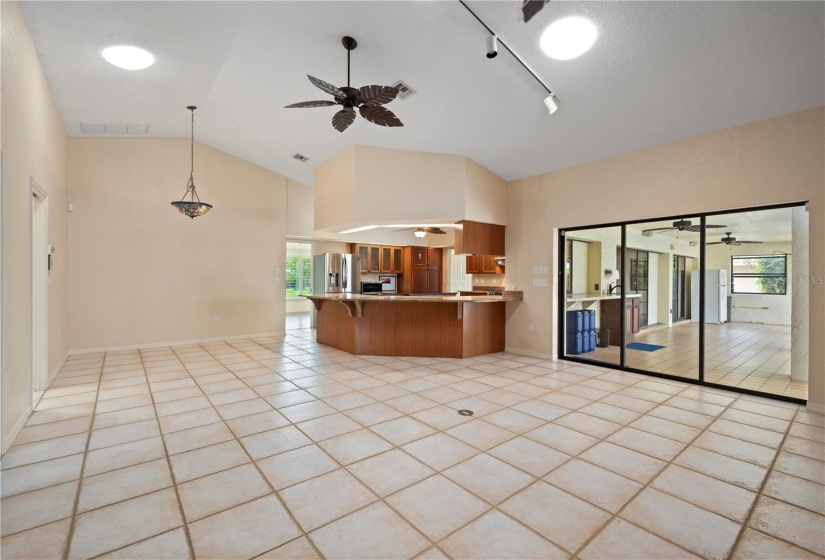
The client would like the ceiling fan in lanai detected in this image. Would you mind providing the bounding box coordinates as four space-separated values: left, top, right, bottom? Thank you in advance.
706 232 763 246
284 36 403 132
642 219 727 237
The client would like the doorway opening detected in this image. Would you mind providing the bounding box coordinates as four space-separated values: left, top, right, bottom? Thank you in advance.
672 255 690 322
31 180 49 403
285 241 313 330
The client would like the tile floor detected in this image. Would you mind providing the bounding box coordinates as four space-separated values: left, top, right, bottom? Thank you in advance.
1 329 823 559
585 322 805 398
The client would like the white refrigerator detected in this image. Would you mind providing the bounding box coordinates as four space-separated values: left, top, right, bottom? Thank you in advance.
691 269 728 324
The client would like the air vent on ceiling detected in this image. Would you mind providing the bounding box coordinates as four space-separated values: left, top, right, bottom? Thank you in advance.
392 80 416 100
292 153 309 162
80 123 149 134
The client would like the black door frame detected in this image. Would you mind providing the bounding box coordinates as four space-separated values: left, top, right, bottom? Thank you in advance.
557 201 807 405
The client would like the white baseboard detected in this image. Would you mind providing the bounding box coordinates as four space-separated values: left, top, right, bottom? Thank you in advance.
69 332 286 356
2 404 32 455
805 402 825 415
505 347 554 360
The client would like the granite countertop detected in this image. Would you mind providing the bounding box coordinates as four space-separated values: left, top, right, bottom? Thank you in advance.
566 293 643 302
305 291 523 303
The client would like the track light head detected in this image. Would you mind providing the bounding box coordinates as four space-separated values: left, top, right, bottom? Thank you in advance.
543 94 558 115
486 35 498 59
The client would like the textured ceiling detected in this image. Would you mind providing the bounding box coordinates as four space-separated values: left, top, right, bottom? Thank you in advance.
19 1 825 186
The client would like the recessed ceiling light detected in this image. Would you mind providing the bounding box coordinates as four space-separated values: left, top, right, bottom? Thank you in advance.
102 45 155 70
540 16 597 61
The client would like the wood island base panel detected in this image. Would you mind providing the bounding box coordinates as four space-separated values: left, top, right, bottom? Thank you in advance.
305 293 522 358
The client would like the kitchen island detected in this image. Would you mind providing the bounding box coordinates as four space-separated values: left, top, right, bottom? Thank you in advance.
305 292 523 358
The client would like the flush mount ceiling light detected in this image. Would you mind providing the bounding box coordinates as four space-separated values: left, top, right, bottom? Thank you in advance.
540 17 598 61
171 106 212 219
101 45 155 70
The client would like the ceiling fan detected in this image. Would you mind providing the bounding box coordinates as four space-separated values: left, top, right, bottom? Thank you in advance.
642 219 727 237
707 232 763 246
394 227 447 238
284 36 403 133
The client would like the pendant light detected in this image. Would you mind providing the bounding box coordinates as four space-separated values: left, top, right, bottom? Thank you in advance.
171 106 212 219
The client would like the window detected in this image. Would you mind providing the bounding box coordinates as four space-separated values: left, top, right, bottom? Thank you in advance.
286 242 312 297
731 255 787 295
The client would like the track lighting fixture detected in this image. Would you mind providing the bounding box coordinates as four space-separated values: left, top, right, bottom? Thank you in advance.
486 35 498 59
543 94 559 115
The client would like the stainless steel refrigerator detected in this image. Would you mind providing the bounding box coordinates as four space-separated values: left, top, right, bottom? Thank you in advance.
313 253 361 294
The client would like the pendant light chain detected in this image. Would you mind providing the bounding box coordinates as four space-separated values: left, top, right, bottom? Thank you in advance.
171 105 212 218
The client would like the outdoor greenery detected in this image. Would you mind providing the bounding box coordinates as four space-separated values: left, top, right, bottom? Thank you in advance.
732 255 787 295
286 256 312 296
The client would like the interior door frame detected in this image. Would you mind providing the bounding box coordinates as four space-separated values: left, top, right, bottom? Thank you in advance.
31 178 49 395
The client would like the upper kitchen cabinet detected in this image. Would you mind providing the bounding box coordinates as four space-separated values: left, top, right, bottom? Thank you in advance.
466 255 504 274
352 244 404 274
380 246 403 274
454 220 505 256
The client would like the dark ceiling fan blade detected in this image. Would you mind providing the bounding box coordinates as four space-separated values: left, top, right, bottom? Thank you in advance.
360 105 403 127
643 227 677 234
284 100 338 108
357 85 399 106
425 227 446 234
307 75 346 99
685 224 727 232
736 240 763 244
706 242 724 245
332 109 356 133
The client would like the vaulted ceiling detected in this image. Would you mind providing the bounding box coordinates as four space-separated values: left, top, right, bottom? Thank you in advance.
20 1 825 186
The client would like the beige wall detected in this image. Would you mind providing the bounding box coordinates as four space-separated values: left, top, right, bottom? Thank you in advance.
68 138 287 351
465 158 507 226
315 146 357 233
505 107 825 408
1 1 70 452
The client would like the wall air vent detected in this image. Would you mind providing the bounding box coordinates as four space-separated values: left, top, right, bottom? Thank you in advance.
292 153 309 162
392 80 416 100
80 123 149 134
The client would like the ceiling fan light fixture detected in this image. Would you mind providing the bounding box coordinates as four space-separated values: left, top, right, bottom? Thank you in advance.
171 106 212 219
543 94 559 115
102 45 155 70
540 16 598 60
414 229 427 238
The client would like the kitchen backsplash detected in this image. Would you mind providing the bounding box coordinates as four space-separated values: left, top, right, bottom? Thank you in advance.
471 274 505 287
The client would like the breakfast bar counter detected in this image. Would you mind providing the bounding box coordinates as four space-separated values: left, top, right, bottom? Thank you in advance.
305 292 522 358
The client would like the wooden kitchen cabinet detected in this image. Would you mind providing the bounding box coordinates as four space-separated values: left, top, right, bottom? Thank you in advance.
466 255 503 274
411 246 428 267
411 267 441 294
600 297 641 346
427 248 442 269
355 245 369 273
454 220 505 256
406 246 443 293
466 255 481 274
353 244 404 274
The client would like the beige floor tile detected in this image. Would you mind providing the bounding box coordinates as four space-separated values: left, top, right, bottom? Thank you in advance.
1 433 87 469
731 398 797 420
35 392 96 411
693 431 777 467
370 417 437 446
487 436 570 477
445 419 517 451
621 488 741 560
790 422 825 443
580 441 666 484
386 475 488 541
240 425 311 460
297 413 363 441
782 435 825 461
154 396 212 418
178 463 270 521
607 426 686 461
163 422 234 455
0 519 71 560
99 527 190 559
188 495 302 559
544 458 642 513
309 502 429 559
13 416 92 446
0 480 77 537
69 489 182 559
169 439 249 483
25 403 94 427
279 400 339 425
732 527 821 559
554 411 622 438
89 420 160 451
265 389 316 409
344 402 405 426
256 536 321 559
763 471 825 515
721 409 790 433
318 429 393 465
439 510 567 559
0 454 83 498
323 391 377 411
675 447 768 491
84 437 165 478
666 396 727 416
411 405 474 430
443 395 504 417
774 451 825 484
748 496 825 556
579 402 642 425
652 464 757 522
93 405 155 431
481 409 546 434
649 405 714 429
152 386 204 404
347 449 435 497
600 394 659 413
257 444 339 490
524 423 599 455
78 458 172 512
402 433 479 471
158 407 222 434
279 469 376 532
580 518 699 559
500 481 611 553
226 410 289 438
443 453 534 504
708 418 785 448
629 415 701 443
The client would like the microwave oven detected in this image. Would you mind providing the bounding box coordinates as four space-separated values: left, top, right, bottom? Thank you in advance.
378 275 397 293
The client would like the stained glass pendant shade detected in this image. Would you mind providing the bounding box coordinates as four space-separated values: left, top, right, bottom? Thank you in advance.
171 106 212 219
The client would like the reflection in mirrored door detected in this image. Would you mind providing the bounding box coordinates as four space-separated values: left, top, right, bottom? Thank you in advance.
703 206 807 400
561 226 622 368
